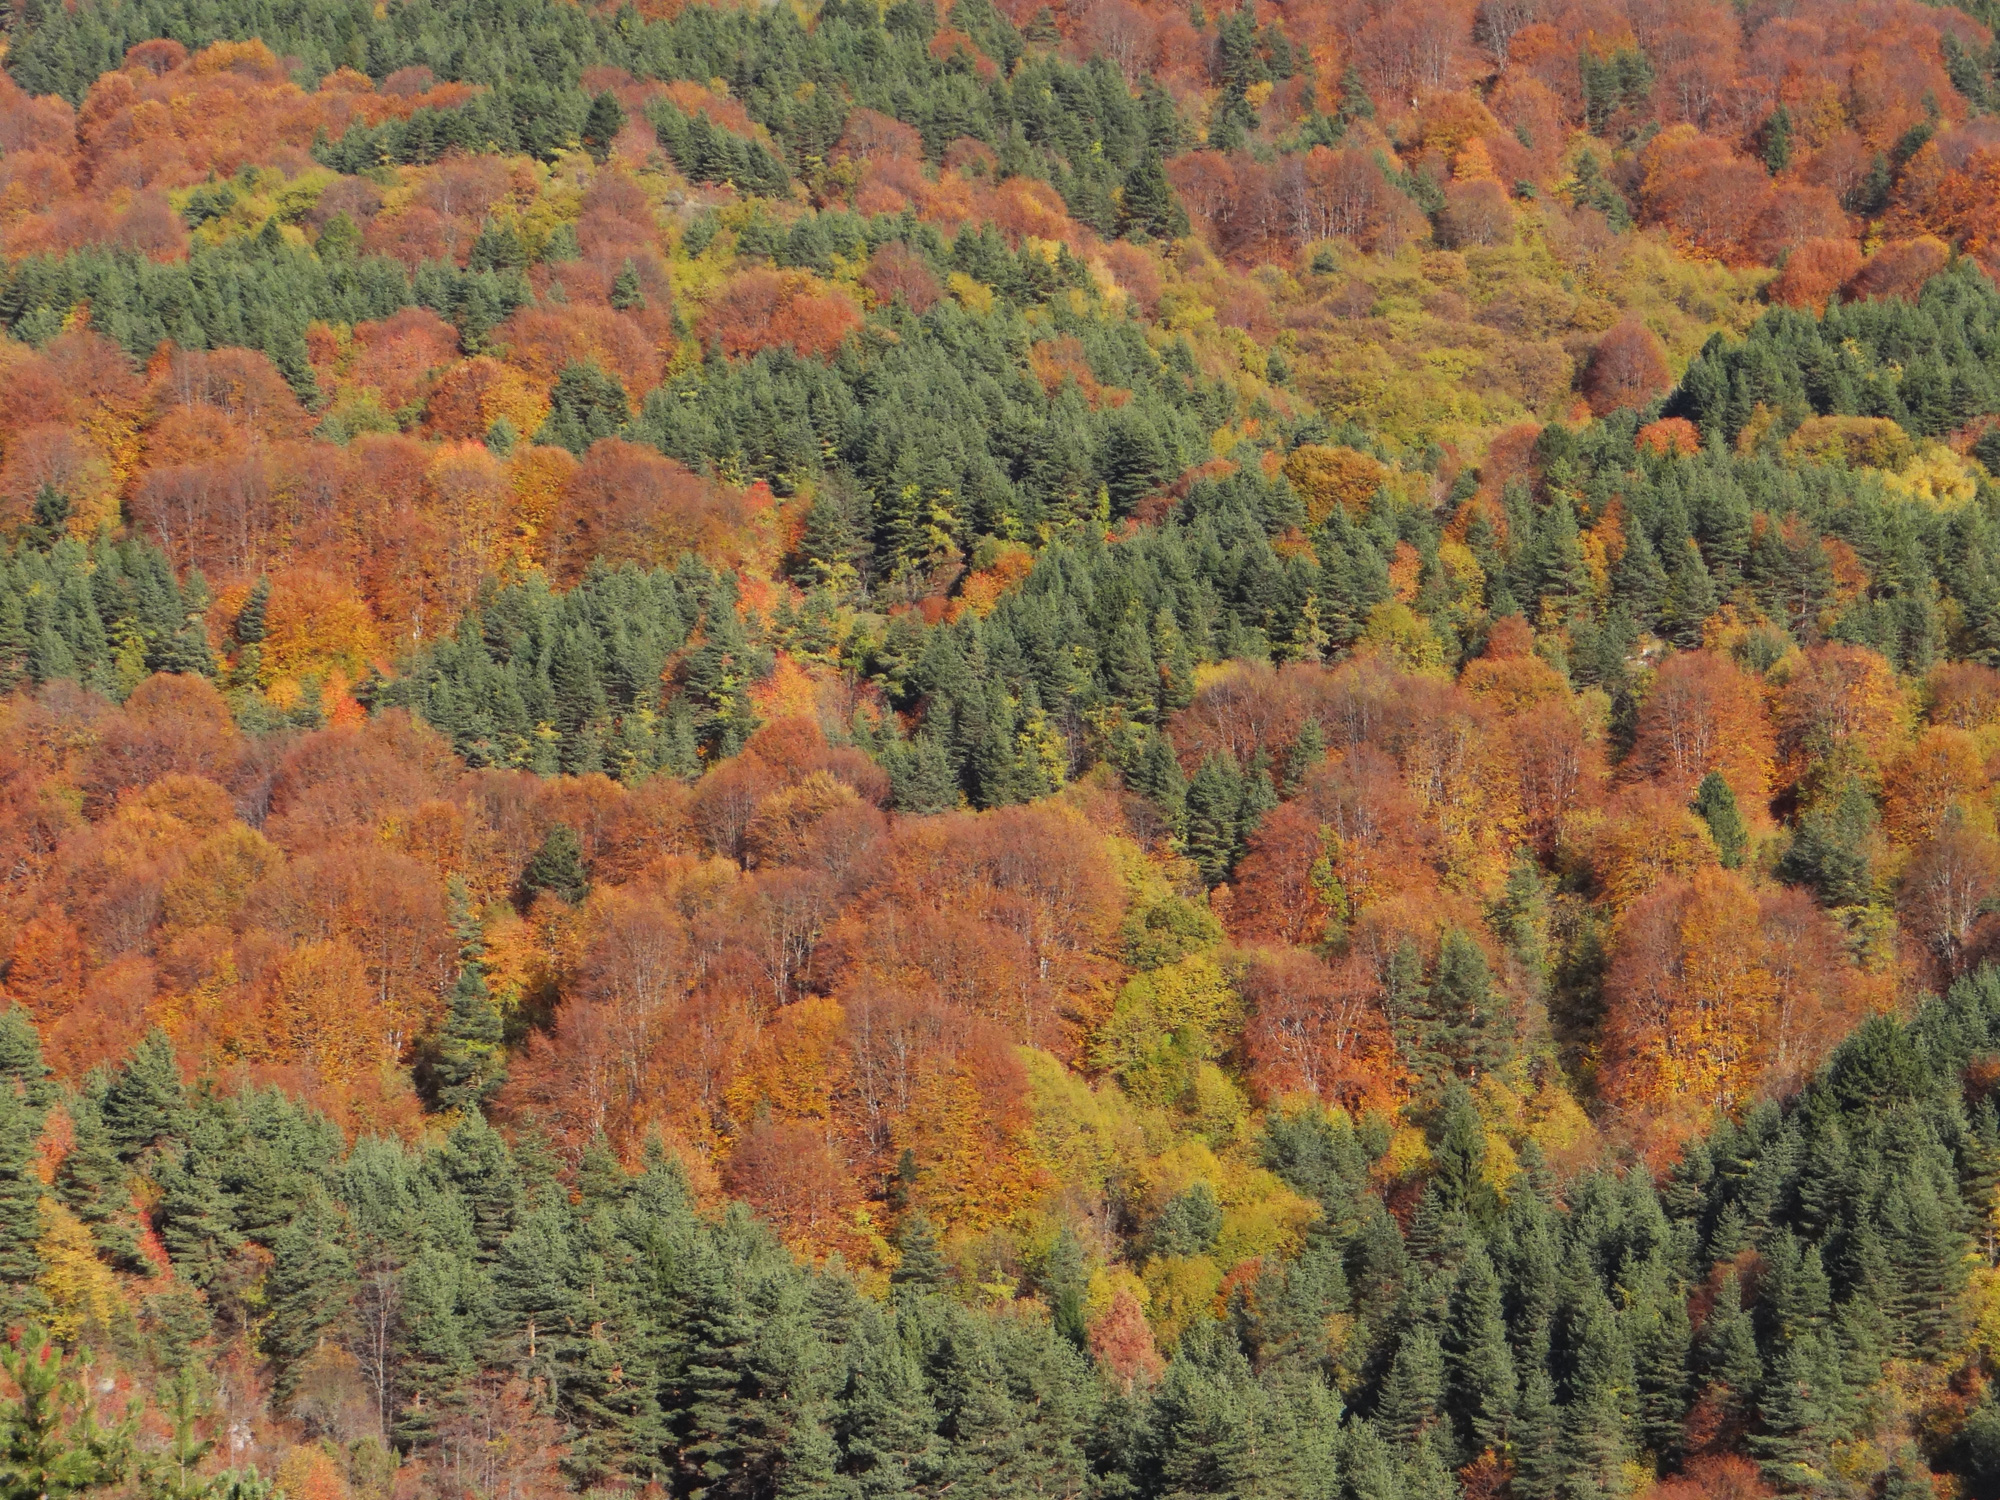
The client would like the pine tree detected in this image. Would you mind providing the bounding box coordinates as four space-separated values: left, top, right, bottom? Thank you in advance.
427 880 506 1114
1692 770 1748 869
101 1029 184 1160
53 1095 144 1272
0 1010 53 1119
0 1334 134 1499
1417 929 1511 1086
1763 104 1793 174
1442 1245 1514 1461
890 1213 949 1296
1376 1324 1444 1448
1697 1267 1761 1420
1183 755 1243 885
0 1086 48 1326
611 259 646 311
1634 1291 1692 1466
1509 1350 1562 1500
1118 152 1187 241
520 825 589 906
1749 1332 1832 1491
1558 1290 1633 1499
262 1189 356 1400
840 1317 940 1498
887 732 957 814
583 91 627 163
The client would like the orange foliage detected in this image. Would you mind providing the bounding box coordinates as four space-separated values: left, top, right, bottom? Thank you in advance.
698 269 863 361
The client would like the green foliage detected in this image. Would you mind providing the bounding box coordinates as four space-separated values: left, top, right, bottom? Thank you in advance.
520 825 590 907
377 559 759 777
1692 770 1749 868
0 1335 133 1500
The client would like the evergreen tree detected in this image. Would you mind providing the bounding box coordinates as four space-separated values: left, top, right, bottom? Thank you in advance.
583 90 627 163
1692 770 1748 869
53 1095 144 1272
890 1214 949 1296
1118 152 1187 241
1183 755 1243 885
1634 1292 1692 1466
611 258 646 311
1442 1245 1514 1461
427 880 506 1113
0 1087 48 1326
1749 1333 1832 1491
262 1189 356 1400
520 825 590 906
1376 1324 1444 1448
0 1011 52 1119
101 1030 185 1160
0 1334 134 1500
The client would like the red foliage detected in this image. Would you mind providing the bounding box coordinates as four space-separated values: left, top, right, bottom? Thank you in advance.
549 439 745 582
698 269 863 361
1582 318 1673 416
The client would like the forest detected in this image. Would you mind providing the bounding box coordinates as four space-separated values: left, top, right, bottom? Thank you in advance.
9 0 2000 1495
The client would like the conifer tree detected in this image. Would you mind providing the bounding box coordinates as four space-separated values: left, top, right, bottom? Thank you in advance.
427 880 507 1114
53 1095 144 1272
0 1010 52 1120
890 1214 949 1297
0 1334 134 1499
101 1030 184 1160
1442 1245 1514 1461
1117 151 1187 241
0 1086 48 1326
263 1188 355 1400
1692 770 1748 869
1376 1324 1444 1448
610 258 645 311
582 91 626 163
520 825 590 906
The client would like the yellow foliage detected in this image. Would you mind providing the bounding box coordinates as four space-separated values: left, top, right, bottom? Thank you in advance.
37 1201 124 1341
506 445 579 569
1140 1254 1222 1350
1091 956 1241 1107
274 1446 353 1500
1214 1184 1319 1264
1382 1125 1431 1182
1883 447 1980 511
261 570 382 685
162 824 281 933
1784 415 1914 470
1358 602 1447 676
947 272 995 314
1282 444 1388 523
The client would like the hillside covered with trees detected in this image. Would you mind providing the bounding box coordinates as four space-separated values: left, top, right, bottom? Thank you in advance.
10 0 2000 1496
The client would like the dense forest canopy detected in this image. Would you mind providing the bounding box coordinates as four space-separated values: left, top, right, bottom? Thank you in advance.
11 0 2000 1497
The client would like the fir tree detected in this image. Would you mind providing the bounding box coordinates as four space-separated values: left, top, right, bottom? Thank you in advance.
263 1188 356 1399
582 90 627 163
1118 152 1187 241
1692 770 1748 869
611 258 646 311
427 880 506 1114
1376 1324 1444 1448
520 825 590 906
890 1213 949 1296
1183 755 1242 885
0 1334 134 1499
1442 1245 1515 1461
53 1095 144 1272
0 1087 48 1326
0 1010 53 1118
100 1029 184 1160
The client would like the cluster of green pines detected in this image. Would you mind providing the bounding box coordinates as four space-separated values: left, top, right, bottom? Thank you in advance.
11 951 2000 1495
